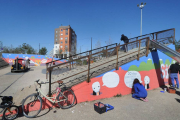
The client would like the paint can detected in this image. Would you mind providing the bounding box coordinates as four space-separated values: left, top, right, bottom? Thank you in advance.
164 88 167 92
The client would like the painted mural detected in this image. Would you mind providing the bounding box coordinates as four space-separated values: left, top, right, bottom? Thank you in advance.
71 44 178 103
2 53 67 66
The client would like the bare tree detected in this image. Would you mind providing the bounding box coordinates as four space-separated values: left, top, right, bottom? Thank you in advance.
95 40 101 53
106 37 113 46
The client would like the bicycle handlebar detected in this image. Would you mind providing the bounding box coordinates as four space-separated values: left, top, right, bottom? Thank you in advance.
35 79 49 87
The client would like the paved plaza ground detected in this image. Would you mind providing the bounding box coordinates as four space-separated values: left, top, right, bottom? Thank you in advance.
0 66 180 120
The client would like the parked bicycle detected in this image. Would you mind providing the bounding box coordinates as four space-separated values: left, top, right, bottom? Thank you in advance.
22 79 75 118
0 96 19 120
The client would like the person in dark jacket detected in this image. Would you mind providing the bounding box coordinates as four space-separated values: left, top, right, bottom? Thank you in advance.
120 34 129 52
169 62 180 89
132 78 148 102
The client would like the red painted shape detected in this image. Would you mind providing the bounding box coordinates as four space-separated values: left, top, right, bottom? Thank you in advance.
72 67 170 104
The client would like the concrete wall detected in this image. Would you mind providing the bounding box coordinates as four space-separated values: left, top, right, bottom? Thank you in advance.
72 44 176 103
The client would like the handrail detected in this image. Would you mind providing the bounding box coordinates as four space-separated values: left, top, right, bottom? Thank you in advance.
128 28 175 41
46 43 117 64
47 38 147 71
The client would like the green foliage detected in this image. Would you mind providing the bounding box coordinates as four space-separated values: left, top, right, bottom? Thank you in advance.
76 59 82 65
2 43 36 54
39 47 47 55
114 94 122 97
83 60 87 65
101 48 107 57
175 39 180 51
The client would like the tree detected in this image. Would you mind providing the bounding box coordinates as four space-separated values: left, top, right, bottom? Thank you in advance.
39 47 47 55
106 37 113 46
175 39 180 51
95 40 101 53
2 46 10 53
2 43 37 54
22 43 36 54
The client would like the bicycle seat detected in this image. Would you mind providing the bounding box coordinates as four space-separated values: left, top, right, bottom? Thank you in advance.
57 80 63 84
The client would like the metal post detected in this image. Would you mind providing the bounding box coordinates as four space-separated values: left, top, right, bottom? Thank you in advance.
137 40 141 61
91 37 92 51
46 63 48 79
87 51 91 83
141 8 142 37
136 37 138 48
146 37 150 57
69 55 71 70
106 46 108 58
116 46 119 70
48 69 52 97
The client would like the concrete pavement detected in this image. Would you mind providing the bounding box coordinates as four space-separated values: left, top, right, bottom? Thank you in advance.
16 87 180 120
1 66 180 120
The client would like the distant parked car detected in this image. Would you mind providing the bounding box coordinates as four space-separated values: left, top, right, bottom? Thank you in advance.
11 58 29 72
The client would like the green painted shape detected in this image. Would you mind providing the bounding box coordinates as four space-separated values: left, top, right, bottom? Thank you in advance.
165 59 171 66
128 59 163 72
128 65 138 71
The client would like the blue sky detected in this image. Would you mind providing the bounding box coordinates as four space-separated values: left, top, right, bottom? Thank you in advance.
0 0 179 55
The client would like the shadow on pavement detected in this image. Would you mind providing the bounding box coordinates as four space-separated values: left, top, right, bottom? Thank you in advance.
176 91 180 96
41 69 47 74
175 98 180 103
17 100 52 119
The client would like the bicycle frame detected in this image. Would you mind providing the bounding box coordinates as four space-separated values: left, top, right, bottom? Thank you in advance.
37 86 68 104
0 103 14 117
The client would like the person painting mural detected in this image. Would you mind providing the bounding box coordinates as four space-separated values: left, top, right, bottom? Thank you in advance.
132 78 148 102
169 62 180 89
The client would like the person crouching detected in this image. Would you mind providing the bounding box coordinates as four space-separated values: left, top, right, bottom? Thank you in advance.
132 78 148 102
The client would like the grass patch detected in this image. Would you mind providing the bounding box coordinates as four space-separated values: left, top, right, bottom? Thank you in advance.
114 94 122 97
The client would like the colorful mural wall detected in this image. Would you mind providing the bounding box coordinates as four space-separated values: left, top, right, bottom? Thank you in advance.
2 53 67 66
72 44 177 103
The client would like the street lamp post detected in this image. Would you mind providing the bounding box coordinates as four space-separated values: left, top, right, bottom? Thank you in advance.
137 2 146 37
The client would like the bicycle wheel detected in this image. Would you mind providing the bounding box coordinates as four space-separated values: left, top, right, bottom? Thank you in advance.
22 93 42 118
3 105 19 120
57 89 75 109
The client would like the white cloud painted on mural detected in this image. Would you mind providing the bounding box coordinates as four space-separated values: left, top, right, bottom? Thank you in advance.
102 72 119 88
124 71 142 88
